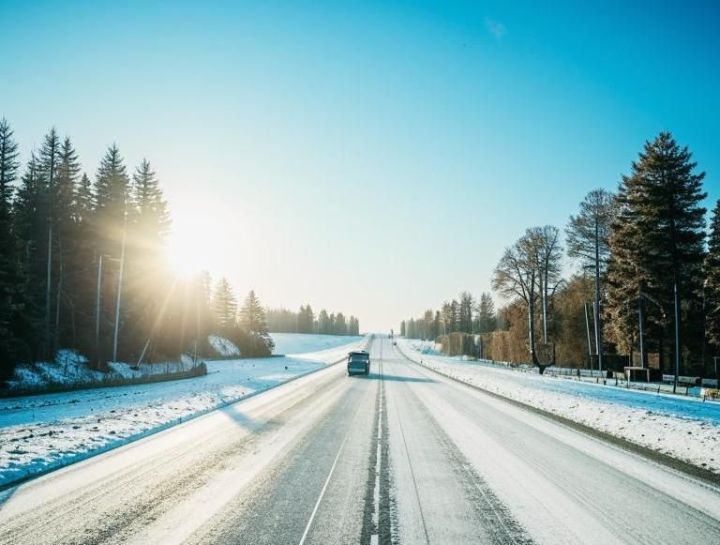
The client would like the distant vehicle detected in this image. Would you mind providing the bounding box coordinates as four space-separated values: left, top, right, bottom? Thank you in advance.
347 350 370 376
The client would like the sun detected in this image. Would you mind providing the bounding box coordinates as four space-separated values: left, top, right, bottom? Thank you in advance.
166 226 208 279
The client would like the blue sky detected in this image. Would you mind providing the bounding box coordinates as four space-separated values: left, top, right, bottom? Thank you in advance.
2 0 719 331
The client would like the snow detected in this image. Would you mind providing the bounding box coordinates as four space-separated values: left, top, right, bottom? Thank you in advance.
208 335 240 357
270 333 364 355
0 335 367 487
398 338 720 474
4 350 199 391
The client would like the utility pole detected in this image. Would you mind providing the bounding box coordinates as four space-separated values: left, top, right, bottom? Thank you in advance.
638 292 646 369
593 217 603 373
673 281 681 394
584 302 593 369
112 213 128 363
95 254 104 367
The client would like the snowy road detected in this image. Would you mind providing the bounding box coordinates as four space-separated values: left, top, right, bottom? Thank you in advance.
1 337 719 544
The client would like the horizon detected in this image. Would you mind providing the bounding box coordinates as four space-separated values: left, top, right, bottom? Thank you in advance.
3 0 720 331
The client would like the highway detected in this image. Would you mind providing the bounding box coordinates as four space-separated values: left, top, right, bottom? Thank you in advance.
1 337 719 545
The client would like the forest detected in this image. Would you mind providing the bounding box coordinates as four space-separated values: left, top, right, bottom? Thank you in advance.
0 119 282 381
266 306 360 336
402 132 720 379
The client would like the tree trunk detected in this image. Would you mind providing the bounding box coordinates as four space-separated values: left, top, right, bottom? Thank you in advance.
528 297 539 366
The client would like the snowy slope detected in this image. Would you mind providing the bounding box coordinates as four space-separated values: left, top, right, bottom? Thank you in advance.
0 336 366 487
270 333 363 355
398 338 720 473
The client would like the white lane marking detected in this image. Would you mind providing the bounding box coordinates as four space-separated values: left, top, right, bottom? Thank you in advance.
372 382 383 534
297 351 379 545
297 433 349 545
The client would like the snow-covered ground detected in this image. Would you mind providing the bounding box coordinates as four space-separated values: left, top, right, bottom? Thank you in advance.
208 335 240 357
5 350 200 392
0 336 366 487
270 333 363 355
398 338 720 474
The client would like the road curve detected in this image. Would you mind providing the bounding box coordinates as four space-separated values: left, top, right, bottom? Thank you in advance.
1 337 719 545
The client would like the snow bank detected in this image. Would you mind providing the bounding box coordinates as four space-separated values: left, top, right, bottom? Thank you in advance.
398 338 720 474
208 335 240 357
4 350 201 392
270 333 364 355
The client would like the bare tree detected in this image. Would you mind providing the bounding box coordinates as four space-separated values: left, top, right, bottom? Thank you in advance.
493 227 562 373
493 230 540 369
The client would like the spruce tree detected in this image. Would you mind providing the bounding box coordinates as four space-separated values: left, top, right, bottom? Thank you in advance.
38 129 61 357
607 132 706 373
705 199 720 367
0 119 20 379
239 290 274 355
52 136 81 350
12 153 45 362
212 278 237 331
125 159 172 358
94 144 130 255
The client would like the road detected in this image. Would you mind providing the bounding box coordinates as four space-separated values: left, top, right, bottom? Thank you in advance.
1 337 719 545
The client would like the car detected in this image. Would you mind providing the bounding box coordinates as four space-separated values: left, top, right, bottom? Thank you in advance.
347 350 370 376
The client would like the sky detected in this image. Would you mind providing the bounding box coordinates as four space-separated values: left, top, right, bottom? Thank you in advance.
2 0 719 332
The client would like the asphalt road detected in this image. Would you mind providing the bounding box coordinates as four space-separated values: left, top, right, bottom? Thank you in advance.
1 337 719 545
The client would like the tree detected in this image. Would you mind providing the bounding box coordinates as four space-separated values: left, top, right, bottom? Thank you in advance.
400 320 406 337
38 129 62 358
51 137 81 351
12 152 45 363
318 309 331 334
534 225 563 344
334 312 347 335
94 144 131 255
493 228 546 371
239 290 274 356
458 292 473 333
607 132 706 382
297 304 314 333
567 189 615 371
0 118 20 379
124 159 172 358
476 292 497 333
705 199 720 367
212 277 237 331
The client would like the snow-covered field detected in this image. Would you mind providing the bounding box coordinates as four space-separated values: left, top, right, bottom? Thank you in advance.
0 336 366 487
270 333 363 355
399 338 720 474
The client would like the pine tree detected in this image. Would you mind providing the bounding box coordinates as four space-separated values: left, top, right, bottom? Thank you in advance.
567 189 615 370
476 292 497 333
334 312 347 335
607 132 706 375
94 144 131 255
318 309 331 334
239 290 274 355
12 153 45 363
212 278 237 331
0 118 21 379
51 137 81 350
705 199 720 365
124 159 172 359
38 129 62 357
459 292 473 333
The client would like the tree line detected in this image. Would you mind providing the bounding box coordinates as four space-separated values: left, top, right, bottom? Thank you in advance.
266 305 360 336
402 132 720 381
0 118 278 381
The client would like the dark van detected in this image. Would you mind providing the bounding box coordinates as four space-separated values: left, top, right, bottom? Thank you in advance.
347 350 370 376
